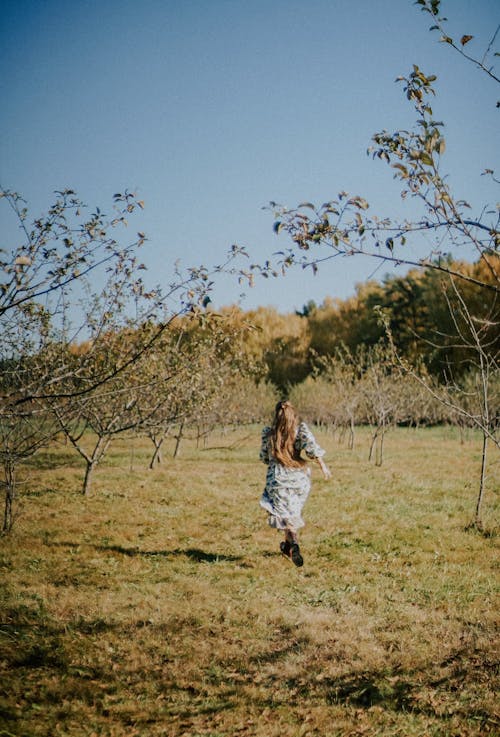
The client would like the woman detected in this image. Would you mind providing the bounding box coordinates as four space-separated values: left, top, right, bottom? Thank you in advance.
259 401 330 567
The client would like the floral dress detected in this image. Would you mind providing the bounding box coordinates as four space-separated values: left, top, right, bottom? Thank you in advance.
259 422 326 531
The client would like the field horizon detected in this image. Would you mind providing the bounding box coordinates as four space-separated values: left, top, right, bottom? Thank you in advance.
1 425 498 736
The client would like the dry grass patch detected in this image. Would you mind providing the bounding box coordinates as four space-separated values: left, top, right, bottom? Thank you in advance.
1 425 499 736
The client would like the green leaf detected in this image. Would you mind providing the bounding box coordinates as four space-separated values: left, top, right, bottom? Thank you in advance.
420 152 434 166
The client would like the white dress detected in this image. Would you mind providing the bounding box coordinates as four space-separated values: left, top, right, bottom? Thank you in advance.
259 422 326 531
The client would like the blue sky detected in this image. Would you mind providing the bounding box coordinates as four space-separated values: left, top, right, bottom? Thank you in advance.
1 0 498 312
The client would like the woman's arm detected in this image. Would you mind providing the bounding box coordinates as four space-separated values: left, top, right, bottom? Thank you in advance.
259 427 271 464
316 456 331 480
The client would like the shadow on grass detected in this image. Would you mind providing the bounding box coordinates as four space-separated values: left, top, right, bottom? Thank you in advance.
323 669 415 710
1 603 497 734
276 647 498 728
22 449 74 470
46 540 248 565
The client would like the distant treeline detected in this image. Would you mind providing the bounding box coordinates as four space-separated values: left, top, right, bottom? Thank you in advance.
220 256 499 390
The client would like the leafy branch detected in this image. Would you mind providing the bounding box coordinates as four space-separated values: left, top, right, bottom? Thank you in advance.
415 0 500 88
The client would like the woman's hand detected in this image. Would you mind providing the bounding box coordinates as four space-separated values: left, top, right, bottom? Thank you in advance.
317 457 331 480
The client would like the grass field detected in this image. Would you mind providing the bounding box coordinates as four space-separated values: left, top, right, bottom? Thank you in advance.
0 425 499 737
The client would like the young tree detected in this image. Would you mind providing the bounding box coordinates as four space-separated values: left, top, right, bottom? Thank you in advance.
357 345 407 466
310 349 363 448
288 374 336 429
381 272 499 528
49 333 165 495
0 187 246 527
138 318 247 462
165 315 269 454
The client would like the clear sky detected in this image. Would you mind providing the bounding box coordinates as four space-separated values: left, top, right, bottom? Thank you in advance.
1 0 498 313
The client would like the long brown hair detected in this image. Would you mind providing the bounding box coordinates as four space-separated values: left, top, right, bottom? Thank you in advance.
268 401 306 468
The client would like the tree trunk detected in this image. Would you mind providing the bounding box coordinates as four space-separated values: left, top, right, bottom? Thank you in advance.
348 416 355 450
149 434 166 470
368 426 379 462
173 422 184 459
81 435 111 495
474 432 488 529
82 460 95 496
376 428 385 467
2 460 15 534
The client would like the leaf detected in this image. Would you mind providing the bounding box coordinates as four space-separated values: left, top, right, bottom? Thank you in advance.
15 255 31 266
392 163 409 178
298 202 316 210
273 221 282 234
460 35 473 46
440 35 453 44
348 197 369 210
420 152 434 166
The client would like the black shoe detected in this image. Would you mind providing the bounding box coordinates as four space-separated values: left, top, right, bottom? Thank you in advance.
280 540 291 557
290 543 303 567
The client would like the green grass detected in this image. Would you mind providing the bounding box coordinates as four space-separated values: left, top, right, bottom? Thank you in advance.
1 425 499 736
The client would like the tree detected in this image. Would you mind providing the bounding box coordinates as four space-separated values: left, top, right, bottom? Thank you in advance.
356 344 407 466
309 348 364 447
0 188 150 527
48 332 166 495
262 3 498 294
218 305 310 390
307 284 384 358
0 187 246 529
0 355 59 531
0 188 146 319
380 271 499 528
